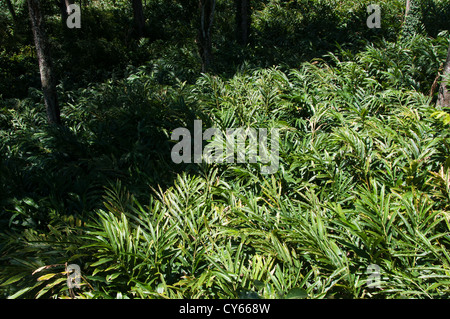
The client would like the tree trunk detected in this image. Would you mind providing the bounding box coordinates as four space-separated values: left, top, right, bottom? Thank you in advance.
405 0 411 19
131 0 145 38
28 0 61 125
235 0 250 45
6 0 17 23
197 0 216 72
438 44 450 108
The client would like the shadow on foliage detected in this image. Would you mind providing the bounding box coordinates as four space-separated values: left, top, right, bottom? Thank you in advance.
0 72 212 232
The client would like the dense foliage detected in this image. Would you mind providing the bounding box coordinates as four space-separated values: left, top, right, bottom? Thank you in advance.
1 0 450 299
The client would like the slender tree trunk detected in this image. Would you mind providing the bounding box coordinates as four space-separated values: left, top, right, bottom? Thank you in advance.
28 0 61 125
197 0 216 72
6 0 17 23
131 0 145 38
235 0 250 45
405 0 411 19
438 44 450 108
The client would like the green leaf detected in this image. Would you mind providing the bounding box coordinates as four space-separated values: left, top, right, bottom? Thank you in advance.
106 273 120 282
253 279 265 290
0 273 28 287
7 287 34 299
239 290 261 299
156 283 165 294
46 277 67 289
90 258 114 267
284 287 308 299
37 273 59 281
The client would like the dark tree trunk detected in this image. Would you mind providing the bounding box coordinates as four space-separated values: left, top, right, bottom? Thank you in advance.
132 0 145 38
28 0 61 125
197 0 216 72
6 0 17 23
438 44 450 108
235 0 251 45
